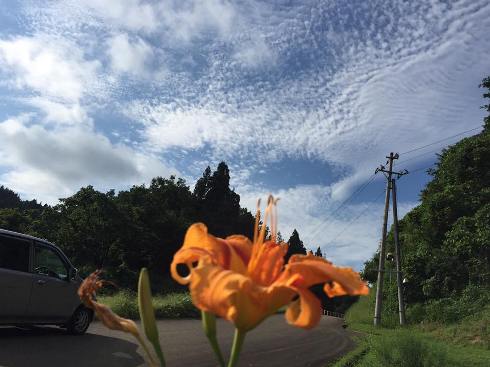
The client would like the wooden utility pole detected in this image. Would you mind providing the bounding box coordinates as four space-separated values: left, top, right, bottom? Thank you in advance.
392 178 406 325
373 152 396 326
373 153 408 326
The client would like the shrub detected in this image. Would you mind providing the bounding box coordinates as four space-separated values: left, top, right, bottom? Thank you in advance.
409 285 490 324
98 291 199 319
369 330 449 367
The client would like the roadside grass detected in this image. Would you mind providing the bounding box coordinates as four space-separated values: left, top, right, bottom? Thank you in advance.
98 290 200 319
99 290 290 319
330 289 490 367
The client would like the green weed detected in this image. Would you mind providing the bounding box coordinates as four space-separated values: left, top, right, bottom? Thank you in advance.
98 291 199 319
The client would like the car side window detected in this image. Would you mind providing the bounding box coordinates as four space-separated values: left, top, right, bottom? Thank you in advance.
34 245 68 280
0 234 30 272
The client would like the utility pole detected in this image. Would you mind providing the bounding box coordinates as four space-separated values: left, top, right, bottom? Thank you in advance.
373 152 408 326
373 152 395 326
392 178 406 325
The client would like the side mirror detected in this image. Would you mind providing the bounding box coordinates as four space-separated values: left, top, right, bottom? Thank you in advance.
69 267 79 281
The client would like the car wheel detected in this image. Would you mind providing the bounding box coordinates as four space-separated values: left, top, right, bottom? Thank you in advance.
66 307 92 335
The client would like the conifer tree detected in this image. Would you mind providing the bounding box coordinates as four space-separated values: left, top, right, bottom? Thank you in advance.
285 229 307 263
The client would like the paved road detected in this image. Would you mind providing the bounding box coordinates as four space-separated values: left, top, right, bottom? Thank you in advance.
0 315 357 367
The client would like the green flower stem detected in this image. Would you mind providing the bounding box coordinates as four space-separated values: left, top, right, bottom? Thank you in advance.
227 329 246 367
202 311 225 367
134 333 158 367
138 268 166 367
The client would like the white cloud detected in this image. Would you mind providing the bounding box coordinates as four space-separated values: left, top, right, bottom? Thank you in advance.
234 37 277 68
107 33 154 75
37 0 237 41
26 98 91 126
158 0 237 42
77 0 159 33
0 35 100 103
0 116 177 204
126 103 257 153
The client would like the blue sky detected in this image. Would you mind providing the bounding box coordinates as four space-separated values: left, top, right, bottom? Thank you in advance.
0 0 489 269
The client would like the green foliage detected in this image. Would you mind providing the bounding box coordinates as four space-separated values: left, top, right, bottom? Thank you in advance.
480 76 490 130
340 295 490 367
0 185 43 209
368 330 449 367
417 304 490 350
99 291 199 320
414 285 489 324
0 162 259 288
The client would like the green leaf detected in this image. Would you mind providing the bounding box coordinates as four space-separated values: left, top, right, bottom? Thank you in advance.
138 268 166 367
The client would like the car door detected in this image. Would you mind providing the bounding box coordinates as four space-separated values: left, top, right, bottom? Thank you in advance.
0 234 33 322
26 243 78 322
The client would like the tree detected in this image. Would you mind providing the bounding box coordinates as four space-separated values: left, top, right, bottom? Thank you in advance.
0 185 43 210
480 76 490 130
195 162 249 238
193 166 211 200
285 229 307 263
55 186 124 272
314 246 323 258
0 186 22 209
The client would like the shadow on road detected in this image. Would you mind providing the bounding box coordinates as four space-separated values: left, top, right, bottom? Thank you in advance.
0 326 144 367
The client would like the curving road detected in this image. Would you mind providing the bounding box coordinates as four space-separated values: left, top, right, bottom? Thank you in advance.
0 315 357 367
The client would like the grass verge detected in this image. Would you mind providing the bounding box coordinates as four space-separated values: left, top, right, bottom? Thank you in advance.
330 290 490 367
98 290 200 319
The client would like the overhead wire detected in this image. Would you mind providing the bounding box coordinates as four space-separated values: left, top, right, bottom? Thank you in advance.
319 188 386 250
399 126 481 156
303 172 377 244
303 125 481 248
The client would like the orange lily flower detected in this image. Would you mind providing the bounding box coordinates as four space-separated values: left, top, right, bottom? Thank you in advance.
78 271 159 367
78 270 140 337
171 196 368 332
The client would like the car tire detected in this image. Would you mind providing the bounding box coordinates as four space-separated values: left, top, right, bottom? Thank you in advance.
66 306 92 335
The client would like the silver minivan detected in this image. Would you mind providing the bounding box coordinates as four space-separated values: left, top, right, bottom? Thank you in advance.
0 229 93 334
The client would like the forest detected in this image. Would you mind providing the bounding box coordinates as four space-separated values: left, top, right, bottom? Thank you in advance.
0 162 312 290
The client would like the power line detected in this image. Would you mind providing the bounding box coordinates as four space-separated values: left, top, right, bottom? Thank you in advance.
399 126 481 155
304 173 377 244
321 188 386 249
304 127 479 246
409 165 434 174
397 146 444 165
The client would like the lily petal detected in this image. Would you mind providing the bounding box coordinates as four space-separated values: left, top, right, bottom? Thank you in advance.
285 288 322 329
93 302 140 337
171 224 251 283
284 253 369 296
190 257 294 332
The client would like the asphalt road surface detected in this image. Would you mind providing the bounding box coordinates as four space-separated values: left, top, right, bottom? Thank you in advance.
0 315 357 367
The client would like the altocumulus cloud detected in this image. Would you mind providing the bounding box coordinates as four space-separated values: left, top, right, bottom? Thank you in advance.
0 0 489 268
